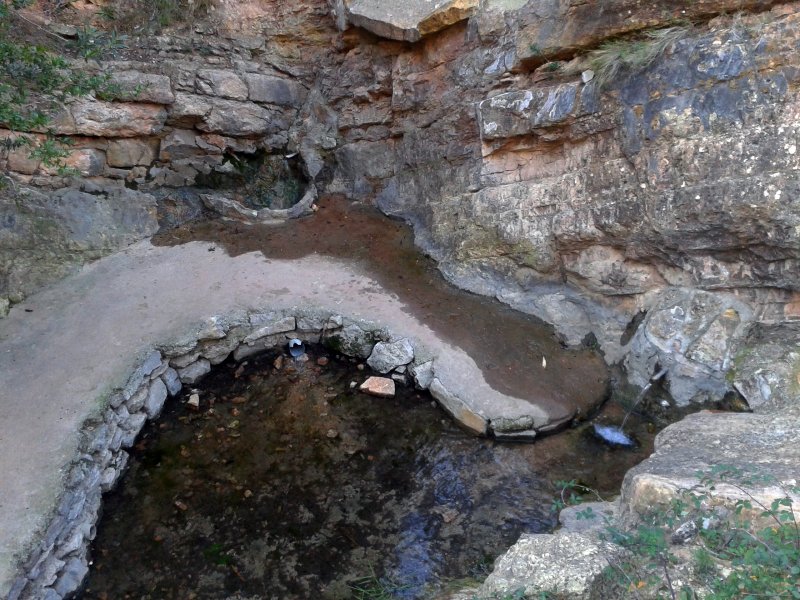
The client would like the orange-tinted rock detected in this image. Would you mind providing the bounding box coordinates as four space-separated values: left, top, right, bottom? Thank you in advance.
359 376 396 398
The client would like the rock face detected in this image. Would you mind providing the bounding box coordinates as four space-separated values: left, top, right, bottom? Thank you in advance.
0 0 797 410
0 185 158 301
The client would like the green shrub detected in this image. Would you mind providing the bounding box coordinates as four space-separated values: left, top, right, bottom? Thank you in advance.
0 0 119 180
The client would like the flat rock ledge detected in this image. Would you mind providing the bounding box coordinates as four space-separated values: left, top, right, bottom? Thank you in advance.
477 532 624 600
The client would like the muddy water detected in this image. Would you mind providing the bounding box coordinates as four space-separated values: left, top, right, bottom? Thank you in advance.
81 347 662 600
153 196 608 424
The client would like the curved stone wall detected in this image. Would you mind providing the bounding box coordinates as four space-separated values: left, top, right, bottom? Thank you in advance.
8 308 445 599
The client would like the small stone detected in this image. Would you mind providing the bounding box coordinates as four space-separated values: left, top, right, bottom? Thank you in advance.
391 372 407 385
161 367 182 396
187 393 200 410
581 69 595 83
350 381 357 389
357 364 365 371
177 359 212 385
274 355 285 370
174 500 188 511
317 356 329 366
326 429 339 439
366 338 415 373
359 376 396 398
144 379 168 419
671 520 699 544
244 489 253 498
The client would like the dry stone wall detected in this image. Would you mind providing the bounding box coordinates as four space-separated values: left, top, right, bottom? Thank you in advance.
7 307 455 600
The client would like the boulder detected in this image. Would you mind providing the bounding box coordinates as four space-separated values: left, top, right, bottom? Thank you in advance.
624 288 753 405
478 532 623 599
731 322 800 413
341 0 479 42
366 338 414 373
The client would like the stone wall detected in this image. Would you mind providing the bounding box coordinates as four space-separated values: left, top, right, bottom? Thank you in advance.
6 306 489 600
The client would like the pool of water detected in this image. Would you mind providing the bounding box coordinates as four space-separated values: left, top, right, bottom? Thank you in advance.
79 346 662 600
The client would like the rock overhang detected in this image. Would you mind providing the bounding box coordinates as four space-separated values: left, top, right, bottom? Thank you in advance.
335 0 479 42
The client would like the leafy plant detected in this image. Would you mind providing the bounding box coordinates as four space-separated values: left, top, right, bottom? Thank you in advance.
72 25 127 60
0 0 119 178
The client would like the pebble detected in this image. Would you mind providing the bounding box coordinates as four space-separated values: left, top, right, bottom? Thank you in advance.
357 364 365 371
274 355 284 370
187 393 200 410
326 429 339 439
317 356 329 366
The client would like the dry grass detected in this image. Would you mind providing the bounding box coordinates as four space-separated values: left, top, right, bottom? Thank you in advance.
572 26 691 88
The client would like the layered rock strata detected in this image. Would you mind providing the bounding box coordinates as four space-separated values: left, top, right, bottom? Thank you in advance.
2 1 797 409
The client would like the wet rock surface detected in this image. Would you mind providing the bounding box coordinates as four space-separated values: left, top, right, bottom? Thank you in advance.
80 347 660 600
154 195 610 424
